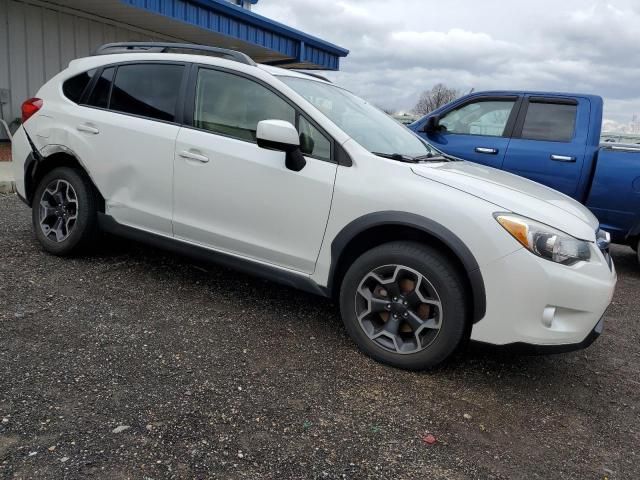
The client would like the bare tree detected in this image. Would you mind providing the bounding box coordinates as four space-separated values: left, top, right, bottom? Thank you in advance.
413 84 460 115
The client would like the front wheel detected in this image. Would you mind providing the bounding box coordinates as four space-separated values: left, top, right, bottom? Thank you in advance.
339 241 469 370
31 167 98 256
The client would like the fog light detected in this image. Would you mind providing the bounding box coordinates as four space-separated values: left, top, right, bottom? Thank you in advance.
542 307 556 328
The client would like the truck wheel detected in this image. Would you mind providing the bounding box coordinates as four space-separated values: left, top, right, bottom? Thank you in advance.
31 167 98 256
339 241 469 370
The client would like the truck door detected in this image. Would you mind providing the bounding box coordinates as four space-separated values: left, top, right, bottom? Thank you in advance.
502 96 589 198
421 96 521 169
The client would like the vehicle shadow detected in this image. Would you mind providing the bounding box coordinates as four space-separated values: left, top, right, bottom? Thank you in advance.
91 234 635 379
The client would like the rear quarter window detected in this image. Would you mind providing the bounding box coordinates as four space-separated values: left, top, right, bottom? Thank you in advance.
62 69 96 103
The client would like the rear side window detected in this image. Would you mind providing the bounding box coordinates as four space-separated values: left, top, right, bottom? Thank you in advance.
520 102 577 142
110 64 184 122
62 69 96 103
87 67 115 109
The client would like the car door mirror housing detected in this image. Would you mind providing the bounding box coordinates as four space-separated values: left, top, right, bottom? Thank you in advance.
422 115 441 133
257 119 306 171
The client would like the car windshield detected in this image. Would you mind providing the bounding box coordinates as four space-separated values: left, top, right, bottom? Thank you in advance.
278 76 433 159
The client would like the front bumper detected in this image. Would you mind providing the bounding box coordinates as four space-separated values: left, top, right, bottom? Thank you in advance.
474 315 605 355
471 244 616 348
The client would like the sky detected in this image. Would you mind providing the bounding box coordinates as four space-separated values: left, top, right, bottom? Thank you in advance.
254 0 640 131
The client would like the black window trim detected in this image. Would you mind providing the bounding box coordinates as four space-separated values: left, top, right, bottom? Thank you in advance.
62 68 98 105
434 95 523 139
512 96 579 143
80 60 190 127
184 63 340 165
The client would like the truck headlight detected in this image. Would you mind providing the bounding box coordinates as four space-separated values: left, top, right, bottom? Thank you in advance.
495 214 591 265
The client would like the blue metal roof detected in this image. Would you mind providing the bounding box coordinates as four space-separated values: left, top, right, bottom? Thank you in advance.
120 0 349 70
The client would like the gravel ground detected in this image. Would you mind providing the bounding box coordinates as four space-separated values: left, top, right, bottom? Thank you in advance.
0 193 638 479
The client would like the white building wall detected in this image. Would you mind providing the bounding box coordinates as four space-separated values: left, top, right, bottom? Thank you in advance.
0 0 177 139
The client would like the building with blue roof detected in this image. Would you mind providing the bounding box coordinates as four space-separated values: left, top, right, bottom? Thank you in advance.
0 0 349 140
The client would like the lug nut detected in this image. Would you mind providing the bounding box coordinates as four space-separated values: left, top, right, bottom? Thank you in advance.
393 297 398 302
385 304 391 310
403 312 409 318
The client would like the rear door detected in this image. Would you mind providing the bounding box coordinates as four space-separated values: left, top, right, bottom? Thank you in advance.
502 96 589 198
71 62 186 234
423 96 521 169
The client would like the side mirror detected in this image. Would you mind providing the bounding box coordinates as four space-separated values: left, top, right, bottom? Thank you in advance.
422 115 440 134
257 120 306 172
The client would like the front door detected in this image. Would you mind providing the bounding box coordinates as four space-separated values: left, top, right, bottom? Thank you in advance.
173 67 337 274
422 96 520 169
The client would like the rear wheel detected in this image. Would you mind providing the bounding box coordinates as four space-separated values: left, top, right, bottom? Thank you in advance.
339 241 469 370
32 167 98 256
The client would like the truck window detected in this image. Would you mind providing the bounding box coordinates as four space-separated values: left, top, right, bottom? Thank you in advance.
439 100 516 137
520 102 577 142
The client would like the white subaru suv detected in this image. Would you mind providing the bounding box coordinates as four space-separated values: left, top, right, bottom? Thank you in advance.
11 43 616 370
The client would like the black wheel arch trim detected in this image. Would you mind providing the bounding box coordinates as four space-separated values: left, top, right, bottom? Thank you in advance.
328 211 487 323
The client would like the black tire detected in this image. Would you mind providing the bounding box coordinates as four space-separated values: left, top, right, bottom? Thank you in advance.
31 167 98 256
339 241 469 370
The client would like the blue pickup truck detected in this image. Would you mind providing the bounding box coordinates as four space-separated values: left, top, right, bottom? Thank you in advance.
409 91 640 254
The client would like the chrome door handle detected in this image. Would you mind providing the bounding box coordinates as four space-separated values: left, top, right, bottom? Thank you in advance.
550 154 576 162
77 124 99 135
179 150 210 163
475 147 498 154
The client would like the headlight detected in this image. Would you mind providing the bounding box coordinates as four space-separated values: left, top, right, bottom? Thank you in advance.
495 214 591 265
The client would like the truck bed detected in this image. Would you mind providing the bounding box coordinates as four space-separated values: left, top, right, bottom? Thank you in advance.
586 143 640 243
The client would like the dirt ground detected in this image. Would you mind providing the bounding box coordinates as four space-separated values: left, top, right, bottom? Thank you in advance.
1 193 638 479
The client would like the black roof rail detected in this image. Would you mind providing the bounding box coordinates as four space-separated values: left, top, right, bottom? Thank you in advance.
292 70 332 83
93 42 256 66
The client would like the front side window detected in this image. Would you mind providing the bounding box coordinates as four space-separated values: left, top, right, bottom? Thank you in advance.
194 69 295 142
110 64 184 122
520 102 577 142
439 100 516 137
298 116 331 161
62 69 96 103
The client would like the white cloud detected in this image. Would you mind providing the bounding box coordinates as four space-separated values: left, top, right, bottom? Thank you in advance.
255 0 640 130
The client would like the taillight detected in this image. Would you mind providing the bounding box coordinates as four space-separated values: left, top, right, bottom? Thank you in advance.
21 98 43 123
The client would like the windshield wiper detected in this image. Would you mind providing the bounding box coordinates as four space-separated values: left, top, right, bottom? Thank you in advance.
413 153 454 162
372 152 419 163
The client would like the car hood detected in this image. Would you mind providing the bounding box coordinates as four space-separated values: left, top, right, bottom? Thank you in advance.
411 161 599 241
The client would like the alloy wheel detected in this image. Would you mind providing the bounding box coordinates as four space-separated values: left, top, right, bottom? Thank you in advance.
38 179 79 243
355 264 443 354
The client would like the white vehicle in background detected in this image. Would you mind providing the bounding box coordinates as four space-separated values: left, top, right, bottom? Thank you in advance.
11 43 616 370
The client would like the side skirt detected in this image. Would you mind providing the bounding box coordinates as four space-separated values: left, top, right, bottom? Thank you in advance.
98 214 330 298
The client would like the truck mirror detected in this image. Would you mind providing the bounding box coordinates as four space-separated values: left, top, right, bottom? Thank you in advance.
423 115 440 133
